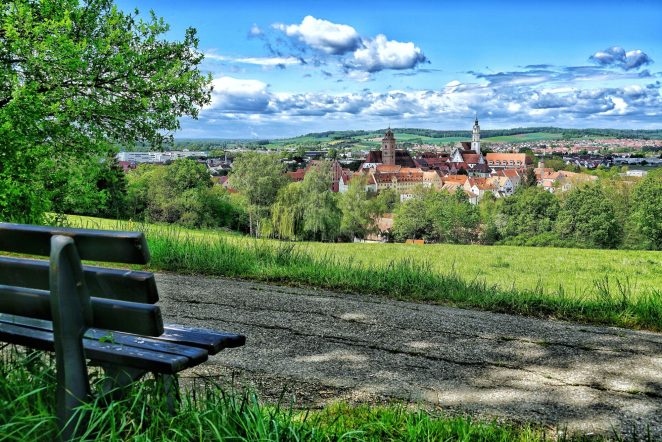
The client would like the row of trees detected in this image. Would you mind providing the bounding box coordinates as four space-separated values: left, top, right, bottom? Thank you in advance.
478 172 662 250
229 152 662 250
230 153 397 241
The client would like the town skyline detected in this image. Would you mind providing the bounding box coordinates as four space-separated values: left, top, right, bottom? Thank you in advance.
116 0 662 138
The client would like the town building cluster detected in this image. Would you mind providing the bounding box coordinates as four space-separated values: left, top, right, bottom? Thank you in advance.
285 117 604 203
337 117 535 203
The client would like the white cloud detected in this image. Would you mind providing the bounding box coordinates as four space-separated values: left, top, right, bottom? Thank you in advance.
271 16 427 74
589 46 653 70
350 34 427 73
206 77 271 112
273 15 361 55
204 52 301 66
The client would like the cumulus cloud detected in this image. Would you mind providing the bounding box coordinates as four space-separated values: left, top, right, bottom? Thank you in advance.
271 15 427 74
206 77 271 113
273 15 361 55
589 46 653 70
205 52 301 67
198 71 662 134
349 34 427 73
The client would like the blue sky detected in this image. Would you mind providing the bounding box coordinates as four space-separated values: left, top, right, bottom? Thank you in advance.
117 0 662 138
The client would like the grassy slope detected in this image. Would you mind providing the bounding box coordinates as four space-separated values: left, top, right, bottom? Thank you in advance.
71 215 662 300
65 216 662 331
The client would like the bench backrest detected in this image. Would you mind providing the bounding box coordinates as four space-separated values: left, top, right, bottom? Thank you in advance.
0 222 163 337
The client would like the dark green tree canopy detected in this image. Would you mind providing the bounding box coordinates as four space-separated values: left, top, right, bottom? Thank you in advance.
0 0 212 222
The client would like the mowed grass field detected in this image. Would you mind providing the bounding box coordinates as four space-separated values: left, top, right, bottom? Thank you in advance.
69 215 662 302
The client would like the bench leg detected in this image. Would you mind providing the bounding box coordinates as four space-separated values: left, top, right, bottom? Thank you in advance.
99 364 147 401
49 236 94 441
156 373 180 415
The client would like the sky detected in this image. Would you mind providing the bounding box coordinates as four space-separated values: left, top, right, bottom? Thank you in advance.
116 0 662 138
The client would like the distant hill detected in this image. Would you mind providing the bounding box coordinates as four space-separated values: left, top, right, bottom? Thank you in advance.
164 127 662 151
294 127 662 141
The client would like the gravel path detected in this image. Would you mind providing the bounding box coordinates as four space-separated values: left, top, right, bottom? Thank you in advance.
156 273 662 438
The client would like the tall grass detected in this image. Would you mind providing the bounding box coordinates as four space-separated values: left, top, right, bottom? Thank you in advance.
142 227 662 331
0 349 570 441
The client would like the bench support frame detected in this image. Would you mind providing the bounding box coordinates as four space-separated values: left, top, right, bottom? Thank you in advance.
50 235 93 440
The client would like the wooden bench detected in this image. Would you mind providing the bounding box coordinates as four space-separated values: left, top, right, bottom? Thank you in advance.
0 222 245 439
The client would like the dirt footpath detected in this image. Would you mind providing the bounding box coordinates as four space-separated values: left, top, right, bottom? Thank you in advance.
156 273 662 438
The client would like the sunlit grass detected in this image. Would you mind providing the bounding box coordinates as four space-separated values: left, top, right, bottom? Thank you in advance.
1 350 564 441
64 216 662 331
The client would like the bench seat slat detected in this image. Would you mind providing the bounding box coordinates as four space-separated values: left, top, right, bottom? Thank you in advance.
0 314 208 365
0 322 189 374
161 324 246 354
0 257 158 303
0 285 163 337
0 222 149 264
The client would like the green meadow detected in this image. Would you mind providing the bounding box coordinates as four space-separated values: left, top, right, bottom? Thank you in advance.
66 216 662 331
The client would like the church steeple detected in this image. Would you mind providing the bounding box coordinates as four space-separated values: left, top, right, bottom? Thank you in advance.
382 127 396 165
471 115 480 154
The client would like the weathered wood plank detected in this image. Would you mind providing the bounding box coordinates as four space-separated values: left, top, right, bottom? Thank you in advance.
0 285 163 336
0 314 208 365
0 321 188 374
0 257 158 303
0 223 149 264
161 323 246 354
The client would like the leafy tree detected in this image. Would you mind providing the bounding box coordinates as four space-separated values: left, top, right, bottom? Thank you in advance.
0 0 211 222
229 153 288 236
497 186 560 239
556 183 622 249
126 159 242 229
48 154 127 218
522 167 538 187
392 189 433 242
339 175 374 240
393 188 478 243
271 182 304 240
630 172 662 250
299 162 340 241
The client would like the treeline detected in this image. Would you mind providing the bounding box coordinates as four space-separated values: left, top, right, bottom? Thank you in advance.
395 171 662 250
55 153 662 251
51 159 249 231
230 153 662 250
300 127 662 141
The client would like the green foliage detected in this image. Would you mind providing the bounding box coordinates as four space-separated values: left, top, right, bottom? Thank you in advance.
126 159 246 229
556 183 622 249
393 188 479 243
630 172 662 250
339 175 374 240
270 161 340 241
299 162 341 241
0 349 563 442
229 152 288 236
0 0 211 222
496 186 560 239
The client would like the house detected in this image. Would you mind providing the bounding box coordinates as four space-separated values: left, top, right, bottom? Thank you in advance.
485 153 531 170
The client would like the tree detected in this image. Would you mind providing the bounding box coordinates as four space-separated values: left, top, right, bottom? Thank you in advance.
392 187 478 243
339 175 373 240
125 159 245 229
522 167 538 187
299 162 340 241
497 186 560 239
556 183 622 249
271 182 304 240
0 0 211 222
230 152 288 236
630 172 662 250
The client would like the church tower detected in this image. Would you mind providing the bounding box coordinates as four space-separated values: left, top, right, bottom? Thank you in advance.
471 114 481 154
382 128 396 165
